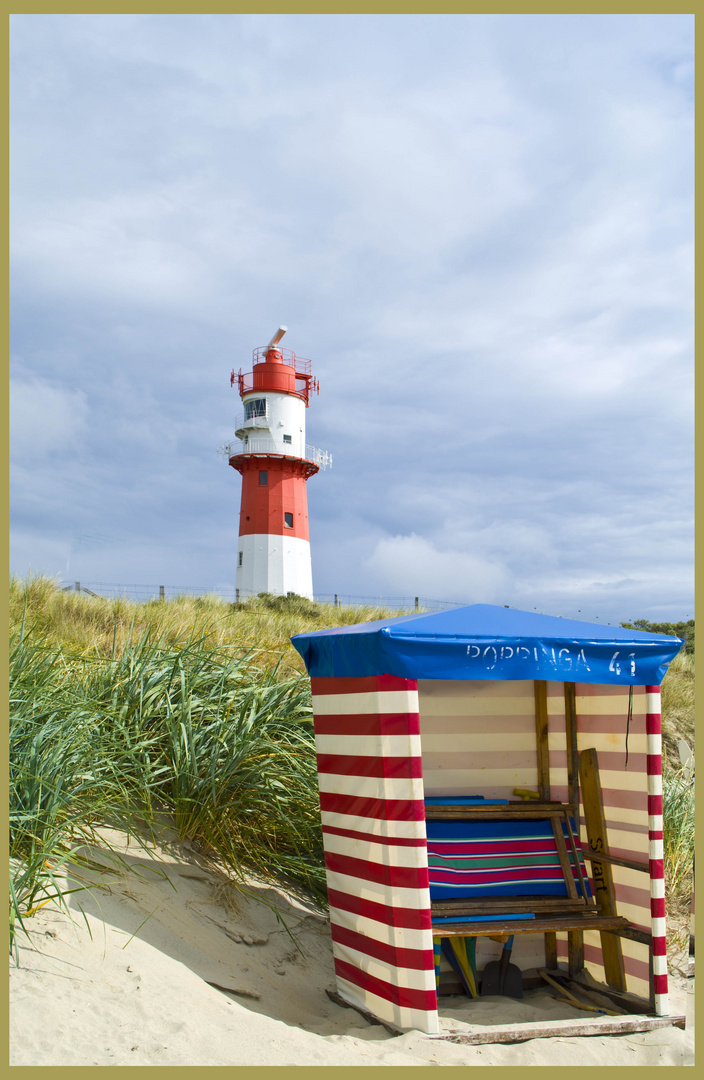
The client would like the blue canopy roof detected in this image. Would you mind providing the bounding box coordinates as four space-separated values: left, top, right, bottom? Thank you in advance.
291 604 682 686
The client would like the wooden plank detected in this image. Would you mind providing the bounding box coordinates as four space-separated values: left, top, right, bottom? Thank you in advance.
544 931 557 969
570 970 654 1015
612 924 652 946
539 969 623 1015
430 1015 686 1045
432 897 590 914
578 748 627 991
580 849 650 874
534 680 551 801
433 915 630 937
426 801 567 814
432 913 648 942
562 811 591 902
550 813 579 900
563 692 587 977
564 682 579 815
426 806 575 820
568 930 584 977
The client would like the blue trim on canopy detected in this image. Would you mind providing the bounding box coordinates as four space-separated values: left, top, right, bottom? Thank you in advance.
290 604 682 686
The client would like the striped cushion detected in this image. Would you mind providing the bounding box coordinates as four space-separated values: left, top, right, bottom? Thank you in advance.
426 818 592 899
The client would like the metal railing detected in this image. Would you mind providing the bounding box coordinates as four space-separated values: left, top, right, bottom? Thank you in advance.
58 581 460 611
218 440 332 469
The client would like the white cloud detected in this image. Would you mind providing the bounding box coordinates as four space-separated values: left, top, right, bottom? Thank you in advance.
10 377 88 461
363 532 510 602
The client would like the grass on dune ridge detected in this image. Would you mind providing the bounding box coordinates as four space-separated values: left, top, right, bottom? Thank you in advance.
9 574 397 674
8 576 694 959
9 576 411 958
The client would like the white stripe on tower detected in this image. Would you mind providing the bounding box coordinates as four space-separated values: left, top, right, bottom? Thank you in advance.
311 674 438 1034
646 685 668 1016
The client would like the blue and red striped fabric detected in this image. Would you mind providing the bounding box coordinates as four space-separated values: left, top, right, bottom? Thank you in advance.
426 818 592 899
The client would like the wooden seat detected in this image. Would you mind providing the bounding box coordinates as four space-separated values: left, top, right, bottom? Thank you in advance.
432 914 631 937
426 802 593 907
425 800 637 982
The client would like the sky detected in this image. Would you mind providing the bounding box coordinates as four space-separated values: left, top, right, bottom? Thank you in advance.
9 13 694 623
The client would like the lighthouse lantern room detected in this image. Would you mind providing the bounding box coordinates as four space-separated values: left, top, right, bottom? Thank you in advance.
227 327 330 601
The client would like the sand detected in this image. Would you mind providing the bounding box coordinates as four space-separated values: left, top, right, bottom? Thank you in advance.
9 827 695 1067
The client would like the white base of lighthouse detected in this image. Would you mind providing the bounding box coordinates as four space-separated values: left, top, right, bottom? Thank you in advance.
235 534 314 600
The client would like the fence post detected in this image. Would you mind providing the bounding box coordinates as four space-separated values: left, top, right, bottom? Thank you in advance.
75 581 80 593
334 594 338 608
236 588 240 602
159 585 165 601
415 596 419 610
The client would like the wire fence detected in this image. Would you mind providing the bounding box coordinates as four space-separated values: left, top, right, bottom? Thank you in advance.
59 581 464 612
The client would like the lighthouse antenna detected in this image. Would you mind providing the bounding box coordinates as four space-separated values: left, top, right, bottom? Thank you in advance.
266 326 287 351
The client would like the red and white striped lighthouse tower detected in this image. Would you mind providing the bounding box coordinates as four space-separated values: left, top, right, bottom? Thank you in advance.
227 328 330 601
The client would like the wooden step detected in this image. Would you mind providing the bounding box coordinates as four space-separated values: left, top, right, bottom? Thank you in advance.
432 897 593 915
432 915 630 937
426 802 570 819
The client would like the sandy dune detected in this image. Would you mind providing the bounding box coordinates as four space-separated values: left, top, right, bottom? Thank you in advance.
9 827 695 1067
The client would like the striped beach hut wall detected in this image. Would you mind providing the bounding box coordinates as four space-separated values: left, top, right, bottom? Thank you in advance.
293 605 681 1034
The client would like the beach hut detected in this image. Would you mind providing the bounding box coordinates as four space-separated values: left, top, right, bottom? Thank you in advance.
291 604 683 1038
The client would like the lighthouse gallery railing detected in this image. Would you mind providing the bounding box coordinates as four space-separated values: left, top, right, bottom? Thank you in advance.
219 440 332 470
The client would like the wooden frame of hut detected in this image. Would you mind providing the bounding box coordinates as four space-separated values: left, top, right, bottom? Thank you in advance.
292 605 684 1040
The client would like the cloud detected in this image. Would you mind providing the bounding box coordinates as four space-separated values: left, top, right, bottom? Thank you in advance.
10 377 88 461
363 533 510 602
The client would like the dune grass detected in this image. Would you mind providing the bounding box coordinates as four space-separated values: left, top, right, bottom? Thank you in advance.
662 767 695 901
9 576 411 957
8 574 399 670
9 575 695 956
9 619 327 957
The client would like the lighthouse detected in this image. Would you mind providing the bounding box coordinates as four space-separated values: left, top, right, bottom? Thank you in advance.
227 328 330 601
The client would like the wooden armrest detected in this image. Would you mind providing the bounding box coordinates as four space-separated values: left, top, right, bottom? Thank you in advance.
426 801 572 819
433 914 631 938
432 897 594 916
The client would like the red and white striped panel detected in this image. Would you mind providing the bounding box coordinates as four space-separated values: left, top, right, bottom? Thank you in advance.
646 685 668 1015
570 685 653 1001
311 675 438 1034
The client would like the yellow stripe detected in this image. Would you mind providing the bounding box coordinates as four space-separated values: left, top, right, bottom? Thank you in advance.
421 767 539 790
320 810 426 840
317 771 425 801
421 732 537 752
332 941 435 992
334 978 438 1034
575 696 646 716
330 906 432 951
313 690 419 714
314 733 423 756
324 868 431 910
322 830 429 868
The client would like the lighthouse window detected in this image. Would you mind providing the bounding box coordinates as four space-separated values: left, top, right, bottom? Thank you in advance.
284 512 294 528
238 552 243 566
244 398 267 420
283 434 292 444
259 470 268 485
